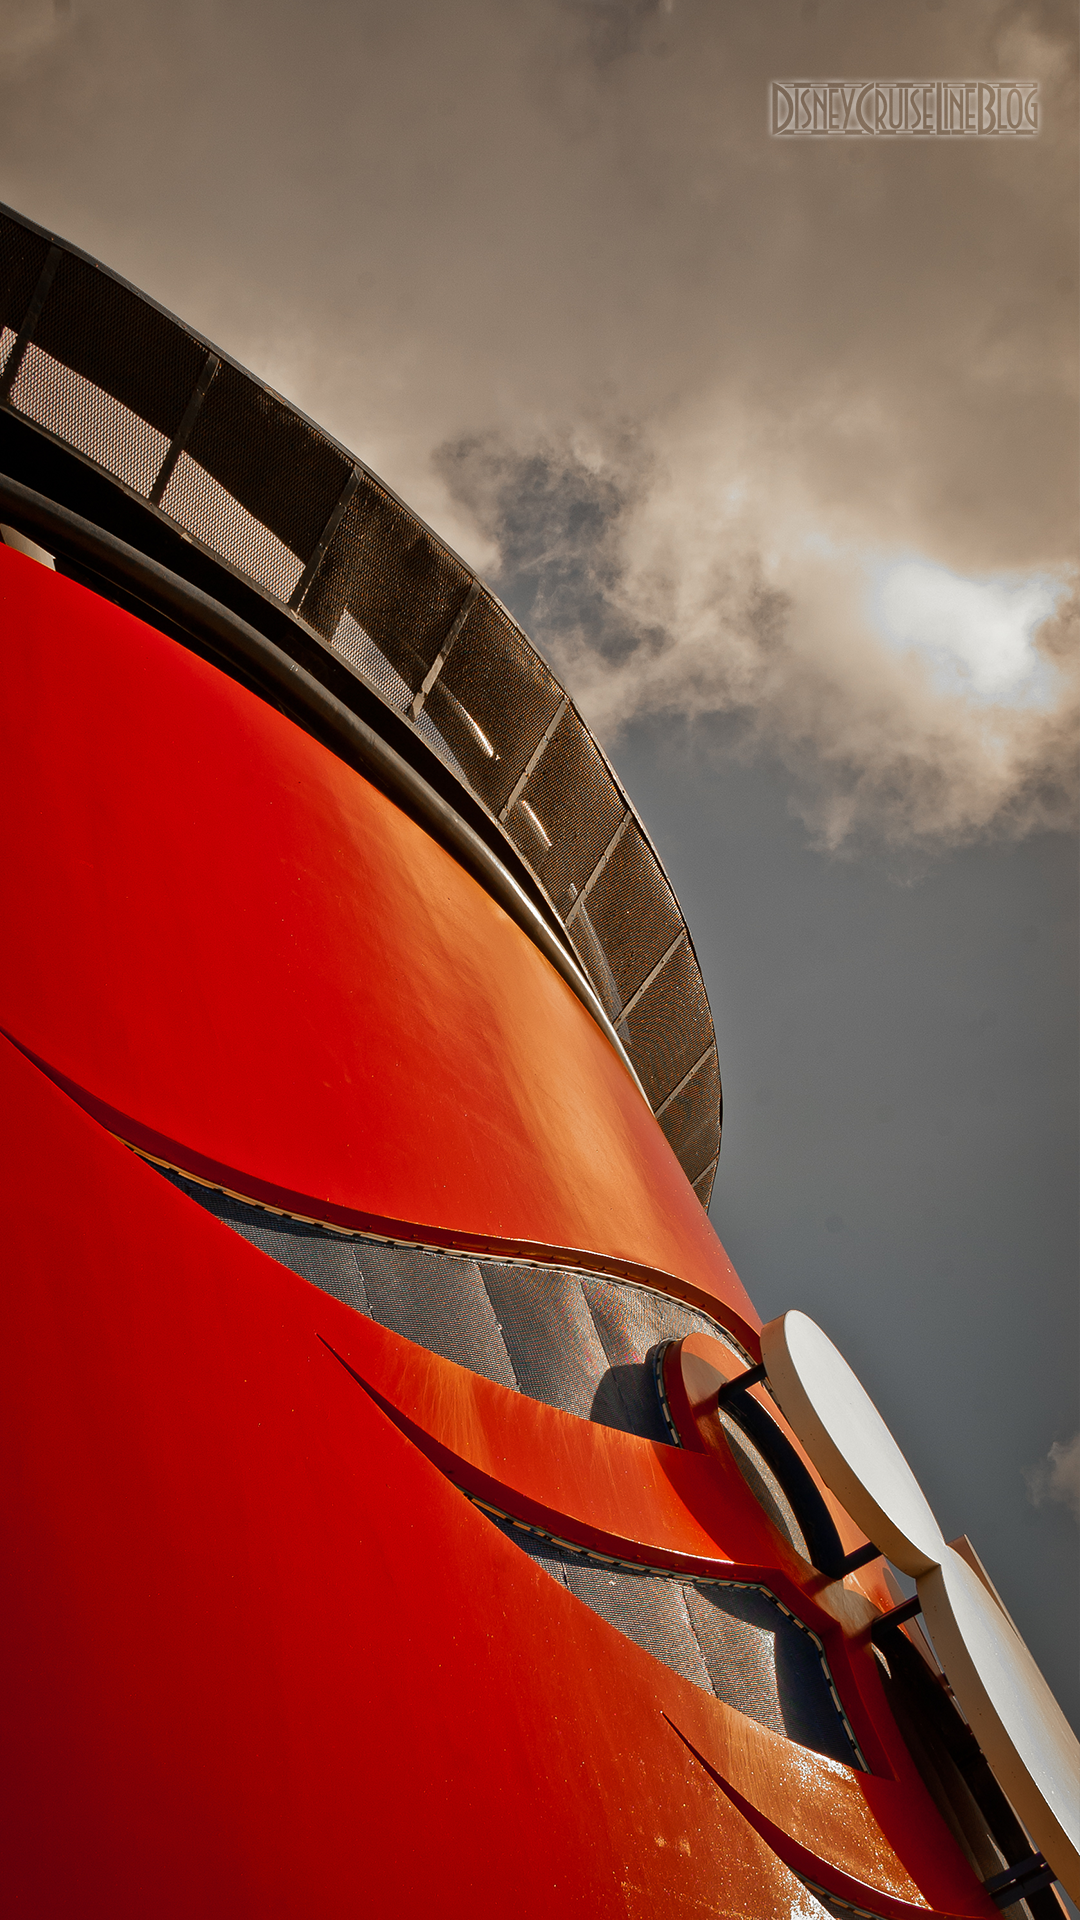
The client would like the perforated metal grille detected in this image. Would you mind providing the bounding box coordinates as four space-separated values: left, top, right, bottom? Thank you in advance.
717 1409 810 1561
181 356 350 562
505 706 625 917
152 1161 858 1766
693 1159 719 1208
159 449 305 601
329 611 412 712
478 1519 860 1765
433 598 565 815
587 820 685 1006
33 249 206 444
10 344 169 497
0 201 721 1200
622 938 716 1108
657 1048 722 1185
0 221 50 338
153 1164 744 1433
302 478 471 689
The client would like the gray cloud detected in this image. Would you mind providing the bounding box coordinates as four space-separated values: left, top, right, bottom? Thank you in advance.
1 0 1076 850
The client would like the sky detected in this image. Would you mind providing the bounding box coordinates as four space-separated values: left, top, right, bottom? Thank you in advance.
1 0 1076 1723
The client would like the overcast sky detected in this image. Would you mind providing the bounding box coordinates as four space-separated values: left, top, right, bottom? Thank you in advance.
2 0 1076 1723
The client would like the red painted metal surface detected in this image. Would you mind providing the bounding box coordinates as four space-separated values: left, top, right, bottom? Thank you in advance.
0 546 752 1330
320 1312 1000 1914
0 548 1003 1915
0 1036 995 1919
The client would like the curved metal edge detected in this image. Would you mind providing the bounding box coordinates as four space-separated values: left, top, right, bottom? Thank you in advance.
0 200 724 1201
0 472 650 1106
0 405 578 961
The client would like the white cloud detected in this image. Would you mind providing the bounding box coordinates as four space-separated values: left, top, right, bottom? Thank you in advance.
869 560 1065 706
1024 1434 1080 1522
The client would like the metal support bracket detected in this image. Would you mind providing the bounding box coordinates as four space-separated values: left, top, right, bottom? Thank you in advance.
716 1363 768 1405
870 1595 922 1644
148 352 221 506
566 811 630 926
499 694 569 823
409 579 481 720
615 932 686 1031
984 1853 1056 1909
288 464 361 610
0 245 62 403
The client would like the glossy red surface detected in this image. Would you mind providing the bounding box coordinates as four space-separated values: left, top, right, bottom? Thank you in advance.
327 1305 1001 1912
0 546 752 1329
0 1036 994 1919
0 551 1000 1916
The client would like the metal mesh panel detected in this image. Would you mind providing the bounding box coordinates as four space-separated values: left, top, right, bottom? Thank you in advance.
155 1168 371 1313
0 204 722 1201
683 1582 791 1731
692 1161 718 1209
10 344 169 497
413 705 470 783
492 1519 573 1588
301 476 470 690
182 356 350 562
329 611 412 712
0 214 50 336
31 249 205 441
656 1049 722 1188
683 1583 856 1764
479 1263 608 1419
485 1513 859 1765
356 1242 518 1388
567 1560 715 1690
431 600 564 814
566 898 623 1020
582 1277 740 1366
504 707 625 917
581 1276 742 1445
621 940 715 1108
584 820 684 1006
159 449 304 600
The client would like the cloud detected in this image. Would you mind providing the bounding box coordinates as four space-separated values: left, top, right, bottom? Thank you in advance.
1024 1434 1080 1521
0 0 1076 851
436 428 1079 853
869 561 1065 706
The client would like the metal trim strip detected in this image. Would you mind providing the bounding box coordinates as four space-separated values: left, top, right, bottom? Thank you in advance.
409 577 481 720
0 244 62 402
566 810 631 926
498 693 570 823
616 932 687 1029
288 464 361 610
148 351 221 506
653 1043 717 1121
